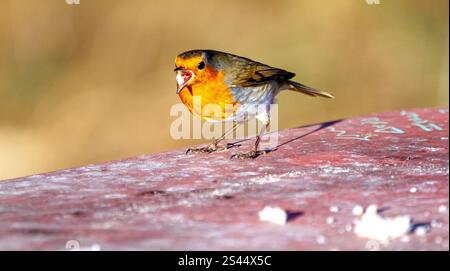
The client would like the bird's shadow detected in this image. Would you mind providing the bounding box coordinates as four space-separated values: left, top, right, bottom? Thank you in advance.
226 119 343 154
286 210 304 222
275 119 342 149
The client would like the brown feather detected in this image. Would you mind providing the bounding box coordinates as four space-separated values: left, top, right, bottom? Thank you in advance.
230 63 295 87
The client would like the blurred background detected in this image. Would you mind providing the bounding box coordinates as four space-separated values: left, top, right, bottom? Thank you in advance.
0 0 448 180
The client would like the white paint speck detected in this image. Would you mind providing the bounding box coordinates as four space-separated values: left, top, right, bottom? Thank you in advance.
409 187 417 193
326 216 336 224
353 204 411 242
352 205 364 216
258 206 287 225
414 225 429 236
316 235 327 245
438 205 448 213
431 219 442 228
329 206 340 213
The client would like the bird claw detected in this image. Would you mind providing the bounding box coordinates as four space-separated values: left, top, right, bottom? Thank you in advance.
186 141 243 155
230 148 276 159
186 144 221 155
230 150 267 159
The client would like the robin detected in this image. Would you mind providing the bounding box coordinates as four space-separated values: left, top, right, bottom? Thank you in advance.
174 49 333 159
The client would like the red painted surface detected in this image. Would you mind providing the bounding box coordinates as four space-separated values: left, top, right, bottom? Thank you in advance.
0 107 448 250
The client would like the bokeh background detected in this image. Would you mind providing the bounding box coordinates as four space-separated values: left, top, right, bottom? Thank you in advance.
0 0 448 180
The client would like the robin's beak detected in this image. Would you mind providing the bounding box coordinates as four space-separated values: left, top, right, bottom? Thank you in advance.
175 68 194 94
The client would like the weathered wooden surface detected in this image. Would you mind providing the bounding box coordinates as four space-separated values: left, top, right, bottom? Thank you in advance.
0 107 448 250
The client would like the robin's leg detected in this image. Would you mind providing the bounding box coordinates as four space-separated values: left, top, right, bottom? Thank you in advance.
186 122 239 155
231 119 272 159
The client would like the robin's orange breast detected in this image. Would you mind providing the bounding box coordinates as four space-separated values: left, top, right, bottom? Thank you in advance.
178 70 239 121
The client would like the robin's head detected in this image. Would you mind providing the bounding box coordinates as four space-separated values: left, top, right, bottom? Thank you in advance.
174 50 222 94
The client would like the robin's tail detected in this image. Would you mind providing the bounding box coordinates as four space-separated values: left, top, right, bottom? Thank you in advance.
285 80 334 99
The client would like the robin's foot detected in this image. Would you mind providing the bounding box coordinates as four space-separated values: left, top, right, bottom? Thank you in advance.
230 149 273 159
186 143 224 155
186 141 243 155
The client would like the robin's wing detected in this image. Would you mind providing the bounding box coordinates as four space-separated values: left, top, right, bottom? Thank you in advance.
213 52 334 98
230 62 334 98
227 57 295 87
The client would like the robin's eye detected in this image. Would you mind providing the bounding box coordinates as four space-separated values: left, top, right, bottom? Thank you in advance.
197 61 205 70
